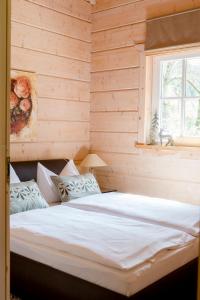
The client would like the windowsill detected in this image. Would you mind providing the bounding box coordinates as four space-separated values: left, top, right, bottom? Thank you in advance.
135 143 200 151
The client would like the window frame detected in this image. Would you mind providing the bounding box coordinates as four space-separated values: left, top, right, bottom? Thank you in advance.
151 48 200 145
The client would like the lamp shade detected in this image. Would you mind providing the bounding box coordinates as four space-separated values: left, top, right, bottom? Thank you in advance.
80 154 107 168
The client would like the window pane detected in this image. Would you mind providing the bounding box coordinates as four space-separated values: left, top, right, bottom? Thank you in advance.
161 99 181 136
184 99 200 137
161 59 182 98
186 57 200 97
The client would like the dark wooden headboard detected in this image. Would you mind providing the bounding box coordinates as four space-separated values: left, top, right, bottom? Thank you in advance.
11 159 69 182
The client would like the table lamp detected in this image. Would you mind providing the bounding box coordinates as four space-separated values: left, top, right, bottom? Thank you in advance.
80 153 107 174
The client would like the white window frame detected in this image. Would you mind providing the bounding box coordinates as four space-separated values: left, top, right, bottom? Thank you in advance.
150 47 200 146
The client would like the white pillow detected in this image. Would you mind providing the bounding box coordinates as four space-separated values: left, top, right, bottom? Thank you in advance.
37 160 80 204
60 160 80 176
10 164 20 184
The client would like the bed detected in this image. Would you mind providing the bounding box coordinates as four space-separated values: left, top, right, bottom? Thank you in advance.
10 159 199 300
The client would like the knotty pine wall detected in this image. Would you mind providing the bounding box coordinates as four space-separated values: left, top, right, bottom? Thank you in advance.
91 0 200 204
11 0 91 161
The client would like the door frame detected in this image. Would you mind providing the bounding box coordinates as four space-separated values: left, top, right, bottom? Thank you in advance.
0 0 10 299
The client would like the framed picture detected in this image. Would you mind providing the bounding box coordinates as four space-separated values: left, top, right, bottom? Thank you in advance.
10 70 37 142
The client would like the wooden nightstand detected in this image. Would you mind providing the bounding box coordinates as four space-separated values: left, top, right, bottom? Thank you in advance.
101 189 117 193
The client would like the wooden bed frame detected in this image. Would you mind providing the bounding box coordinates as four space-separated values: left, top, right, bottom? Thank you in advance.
10 159 198 300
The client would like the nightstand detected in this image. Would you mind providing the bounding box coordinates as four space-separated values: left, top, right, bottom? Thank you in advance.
101 189 117 193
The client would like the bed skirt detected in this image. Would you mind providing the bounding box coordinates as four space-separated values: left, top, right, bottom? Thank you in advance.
10 252 198 300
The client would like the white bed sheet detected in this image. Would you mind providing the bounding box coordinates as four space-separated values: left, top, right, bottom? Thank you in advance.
65 192 200 236
11 236 199 297
10 206 195 271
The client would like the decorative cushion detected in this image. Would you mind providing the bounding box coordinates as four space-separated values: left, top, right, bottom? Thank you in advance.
10 164 20 184
37 160 80 204
51 173 101 202
10 181 49 215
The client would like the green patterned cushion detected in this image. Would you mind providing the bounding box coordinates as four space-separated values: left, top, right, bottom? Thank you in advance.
51 173 101 202
10 181 49 214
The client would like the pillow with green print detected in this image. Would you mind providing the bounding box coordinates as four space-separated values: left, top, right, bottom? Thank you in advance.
10 180 49 214
51 173 101 202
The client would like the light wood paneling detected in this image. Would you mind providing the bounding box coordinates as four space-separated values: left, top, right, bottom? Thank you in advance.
35 121 89 142
92 1 145 32
92 46 140 72
38 99 90 121
91 90 139 111
92 0 200 33
145 0 200 20
91 112 138 132
11 141 90 161
11 22 91 62
37 75 90 101
11 46 90 82
91 68 140 91
12 0 91 42
28 0 91 22
92 0 139 13
96 173 200 205
93 0 200 15
95 152 200 183
11 0 91 161
91 132 138 153
91 0 200 203
92 23 146 52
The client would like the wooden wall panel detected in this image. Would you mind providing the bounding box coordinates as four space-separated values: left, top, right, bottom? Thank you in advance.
91 68 139 91
12 0 91 42
91 90 139 112
33 121 89 142
91 0 200 203
91 112 138 132
144 0 200 20
92 46 140 72
92 2 146 32
92 23 146 52
28 0 91 21
11 142 90 161
11 22 91 62
95 152 200 183
11 46 90 82
92 0 200 33
92 0 139 13
96 173 200 205
37 75 90 101
11 0 91 161
38 99 90 121
91 132 138 153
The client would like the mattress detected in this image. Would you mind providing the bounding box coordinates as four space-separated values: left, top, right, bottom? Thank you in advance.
11 236 198 297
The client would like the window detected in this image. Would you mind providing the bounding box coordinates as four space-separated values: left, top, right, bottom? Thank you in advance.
152 50 200 140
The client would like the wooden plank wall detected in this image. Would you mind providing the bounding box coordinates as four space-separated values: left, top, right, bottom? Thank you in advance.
11 0 91 161
91 0 200 204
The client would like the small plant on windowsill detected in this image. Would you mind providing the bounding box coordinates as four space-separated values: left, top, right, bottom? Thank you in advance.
150 111 160 145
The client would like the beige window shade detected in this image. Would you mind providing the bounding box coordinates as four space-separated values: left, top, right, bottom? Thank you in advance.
145 9 200 51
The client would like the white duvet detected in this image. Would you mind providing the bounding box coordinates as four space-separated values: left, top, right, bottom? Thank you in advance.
10 205 195 271
65 193 200 237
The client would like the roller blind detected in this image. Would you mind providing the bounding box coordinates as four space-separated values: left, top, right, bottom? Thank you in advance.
145 9 200 51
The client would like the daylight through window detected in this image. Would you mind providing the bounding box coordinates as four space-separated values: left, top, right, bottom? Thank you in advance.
153 52 200 139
